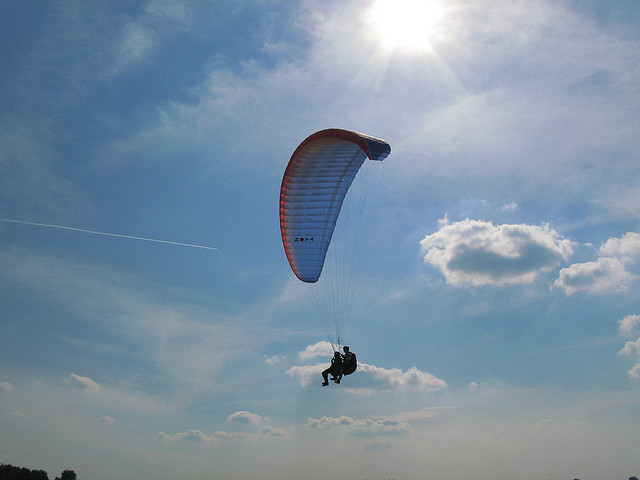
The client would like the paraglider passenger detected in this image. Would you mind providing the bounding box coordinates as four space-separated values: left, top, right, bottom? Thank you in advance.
333 345 354 383
322 351 343 386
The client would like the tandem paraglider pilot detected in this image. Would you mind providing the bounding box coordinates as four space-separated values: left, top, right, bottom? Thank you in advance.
321 346 357 386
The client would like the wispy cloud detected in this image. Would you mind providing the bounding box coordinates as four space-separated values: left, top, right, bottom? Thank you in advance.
0 248 268 399
65 373 101 393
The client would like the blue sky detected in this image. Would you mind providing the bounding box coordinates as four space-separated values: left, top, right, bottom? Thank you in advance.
1 0 639 479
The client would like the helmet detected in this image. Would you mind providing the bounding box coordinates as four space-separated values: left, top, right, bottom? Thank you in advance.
343 346 349 351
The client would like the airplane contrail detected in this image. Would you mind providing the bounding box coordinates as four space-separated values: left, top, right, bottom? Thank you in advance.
0 218 217 251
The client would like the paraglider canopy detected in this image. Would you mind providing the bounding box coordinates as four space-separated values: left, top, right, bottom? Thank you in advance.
279 129 391 283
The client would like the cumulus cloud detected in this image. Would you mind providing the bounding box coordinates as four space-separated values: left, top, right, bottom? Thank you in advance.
618 338 640 379
158 412 287 444
1 381 14 392
287 361 446 392
259 425 289 437
158 429 216 443
618 314 640 336
619 339 640 357
359 364 447 392
286 363 326 388
228 411 263 425
553 257 637 295
420 219 572 286
306 415 354 429
158 425 288 443
264 354 284 365
599 232 640 264
65 373 101 393
629 364 640 379
306 415 411 437
298 341 334 360
351 418 412 437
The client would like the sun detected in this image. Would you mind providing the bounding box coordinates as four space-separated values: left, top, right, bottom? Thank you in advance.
369 0 444 51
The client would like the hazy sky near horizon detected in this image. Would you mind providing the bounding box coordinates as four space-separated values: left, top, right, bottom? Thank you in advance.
1 1 640 479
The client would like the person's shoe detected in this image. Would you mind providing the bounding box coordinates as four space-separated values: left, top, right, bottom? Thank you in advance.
334 379 340 384
322 381 329 386
330 377 337 381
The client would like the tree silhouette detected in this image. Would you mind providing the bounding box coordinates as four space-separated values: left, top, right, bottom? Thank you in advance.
0 463 48 480
54 471 76 480
0 464 77 480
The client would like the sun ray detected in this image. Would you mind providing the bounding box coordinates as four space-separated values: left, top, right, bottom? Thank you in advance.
370 0 445 51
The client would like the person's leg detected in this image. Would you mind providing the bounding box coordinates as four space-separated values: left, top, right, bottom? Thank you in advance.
322 368 331 385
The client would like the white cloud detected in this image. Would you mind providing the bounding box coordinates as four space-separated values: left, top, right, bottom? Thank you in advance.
100 416 116 424
65 373 101 393
1 381 14 392
618 314 640 336
286 363 325 388
599 232 640 264
350 418 412 437
500 202 519 212
62 373 170 415
0 248 270 402
553 257 637 295
306 415 354 429
420 219 572 286
618 338 640 358
287 361 446 392
628 363 640 379
359 364 447 392
391 407 449 422
228 411 263 425
618 337 640 379
298 341 334 360
259 425 289 438
158 425 288 444
109 0 192 75
264 354 284 365
605 185 640 220
305 415 411 437
158 429 215 443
